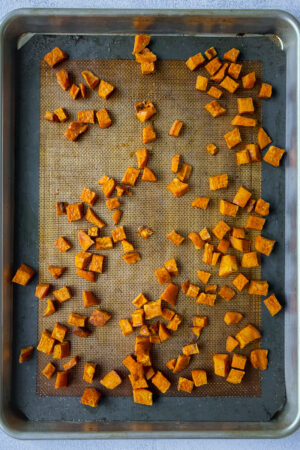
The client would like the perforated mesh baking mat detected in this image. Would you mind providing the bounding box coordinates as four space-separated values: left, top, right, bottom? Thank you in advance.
38 58 262 397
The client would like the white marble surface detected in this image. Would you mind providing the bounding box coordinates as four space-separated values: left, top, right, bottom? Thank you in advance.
0 1 299 448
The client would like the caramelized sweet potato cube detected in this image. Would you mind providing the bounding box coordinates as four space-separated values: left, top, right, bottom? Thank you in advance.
151 371 171 393
169 120 183 137
131 309 145 327
254 198 270 217
182 343 199 356
48 265 66 279
37 330 55 355
42 362 56 379
264 294 282 316
138 226 153 239
66 202 84 222
144 299 162 320
263 145 286 167
135 48 157 63
141 61 155 75
53 286 71 303
230 236 251 253
210 63 229 82
196 75 208 91
53 341 70 359
196 270 211 285
206 143 218 155
237 97 254 115
220 199 239 217
43 299 56 317
209 174 228 191
64 356 79 371
155 266 171 285
161 307 175 321
167 313 182 331
257 127 272 150
202 243 214 265
77 267 95 282
158 323 172 343
136 148 149 169
205 284 217 293
89 309 111 328
96 108 112 128
220 76 239 94
192 197 210 210
161 282 179 306
232 353 247 370
173 354 191 373
224 312 243 325
35 283 50 300
135 101 156 122
167 178 189 197
79 83 87 98
226 368 245 384
228 63 242 80
171 154 180 173
232 115 257 127
83 362 96 383
186 284 200 298
236 149 251 165
219 255 238 277
80 187 98 206
83 290 99 308
226 336 239 352
219 285 236 302
100 370 122 390
235 324 261 348
44 47 68 67
232 273 249 292
242 72 256 89
78 230 94 251
78 110 95 124
224 128 242 149
55 371 68 388
196 293 216 306
177 163 192 182
233 187 252 209
19 346 34 363
51 322 68 343
122 251 141 264
81 388 101 407
55 70 71 92
191 327 202 338
217 238 230 254
113 209 122 225
167 230 184 246
205 57 222 75
122 167 140 186
101 178 116 198
12 263 35 286
95 237 113 252
164 258 178 276
212 252 221 266
132 293 148 308
207 86 223 99
186 52 205 70
205 100 226 118
73 327 92 338
133 388 152 406
245 144 261 162
248 280 269 296
119 319 134 336
241 252 259 268
56 201 67 215
245 215 266 231
166 359 176 371
140 325 151 337
250 349 268 370
178 377 194 393
86 208 106 229
192 370 207 387
122 240 134 253
213 220 230 239
75 251 92 269
69 84 80 100
205 46 217 60
55 236 71 253
213 353 230 377
188 232 205 250
106 198 120 211
224 48 240 62
232 227 245 238
81 70 99 89
98 79 115 99
65 121 88 141
200 227 211 241
132 34 151 54
111 226 126 243
135 336 152 366
259 83 272 98
142 167 157 182
143 124 156 144
68 312 87 327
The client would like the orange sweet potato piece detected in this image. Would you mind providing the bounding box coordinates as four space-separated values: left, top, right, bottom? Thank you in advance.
132 293 148 308
196 75 208 91
55 371 68 388
69 84 80 100
55 236 71 253
78 110 95 124
142 167 157 182
102 178 116 198
143 124 156 144
166 359 176 371
161 283 179 306
56 201 67 215
100 370 122 390
219 255 238 277
213 220 230 239
68 312 87 328
56 69 70 91
98 80 115 99
245 215 266 231
237 97 254 114
122 252 141 264
213 354 230 377
132 34 151 54
250 349 268 370
48 265 66 279
232 273 249 292
205 46 217 60
53 343 69 361
264 294 282 316
81 70 99 89
196 293 216 306
89 254 104 273
232 227 245 238
205 285 217 293
241 252 259 268
257 127 272 150
224 48 240 62
80 188 97 207
226 336 239 352
136 148 149 169
232 115 257 127
144 299 162 320
77 268 96 282
122 240 134 253
202 243 214 265
192 197 210 209
42 362 56 379
220 76 239 94
228 63 242 80
207 86 223 99
236 149 251 165
254 198 270 216
230 236 251 253
205 100 226 118
196 270 211 285
220 199 239 217
182 343 199 356
73 327 92 338
177 377 194 393
51 322 68 343
135 101 156 122
131 309 145 327
235 324 261 348
186 284 200 298
205 57 222 75
83 362 96 384
200 227 211 241
167 230 184 246
95 237 114 252
81 388 101 407
167 313 182 331
119 319 134 336
209 174 228 190
37 330 55 354
186 52 205 71
96 108 112 128
173 354 191 373
259 83 272 98
263 146 285 167
79 83 87 98
226 368 245 384
133 389 152 406
135 48 157 63
141 61 155 75
44 47 68 67
64 356 79 371
138 226 153 239
219 285 236 302
106 197 120 210
224 312 243 325
217 238 230 254
66 202 84 221
35 283 50 299
158 323 172 343
192 370 207 387
233 186 252 208
167 178 189 197
242 72 256 89
43 299 56 317
248 280 269 296
89 308 111 328
171 154 180 173
53 286 71 303
85 208 105 229
188 232 205 250
12 263 35 286
83 290 99 308
75 251 92 269
19 346 34 363
164 258 179 276
210 63 229 82
224 128 242 149
206 143 218 155
161 308 175 321
231 353 247 370
169 120 183 137
111 226 126 242
177 164 192 182
122 167 140 186
77 230 94 251
151 371 171 393
246 144 261 162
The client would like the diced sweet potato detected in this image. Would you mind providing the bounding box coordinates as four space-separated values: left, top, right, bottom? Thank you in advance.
151 371 171 393
64 356 79 371
200 227 211 241
232 115 257 127
236 149 251 165
122 252 141 264
167 230 184 246
217 238 230 254
81 388 101 407
139 58 155 73
167 313 182 331
210 63 229 82
264 294 282 316
182 343 199 356
100 370 122 390
259 83 272 98
78 110 95 124
212 252 221 266
19 346 34 363
159 322 172 342
82 290 99 308
177 163 192 182
48 265 66 279
220 76 239 94
235 324 261 348
245 144 261 162
263 145 285 167
51 322 68 343
144 299 162 320
75 251 92 269
35 283 50 300
171 154 180 173
135 336 152 365
219 285 236 302
56 69 70 91
69 84 80 100
196 293 216 306
192 197 210 210
230 236 251 253
224 312 243 325
205 57 222 76
202 243 214 265
43 299 56 317
132 34 151 54
248 280 269 296
131 309 145 327
232 273 249 292
73 327 92 338
254 198 270 217
81 70 99 89
213 220 230 239
232 227 245 238
78 230 94 251
205 285 217 293
177 377 194 393
245 215 266 231
169 120 183 137
161 283 179 306
83 362 96 384
121 167 140 186
164 258 178 276
241 252 259 268
192 370 207 387
142 167 157 182
80 188 98 207
226 368 245 384
135 148 149 169
237 97 254 115
186 52 205 70
138 226 153 239
205 47 217 60
220 199 239 217
250 349 268 370
135 101 156 122
98 80 115 99
154 266 172 285
209 174 228 190
53 341 70 359
66 202 84 221
228 63 242 80
232 353 247 370
42 362 56 379
68 312 87 328
196 270 211 285
213 354 230 377
132 293 148 308
121 240 134 253
167 178 189 197
226 336 239 352
119 319 134 336
106 198 120 212
53 286 72 303
96 108 112 128
101 178 116 198
207 86 223 99
89 308 111 328
111 226 126 242
257 127 272 150
135 48 157 63
242 72 256 89
186 284 200 298
173 354 191 373
224 48 240 63
142 124 156 144
205 100 226 118
206 143 218 155
219 255 238 277
224 128 242 149
95 237 113 251
44 47 67 67
188 232 205 250
55 371 68 388
55 236 71 253
196 75 208 91
79 83 87 98
112 209 122 225
166 359 176 371
133 388 152 406
12 263 35 286
161 308 175 322
56 201 67 215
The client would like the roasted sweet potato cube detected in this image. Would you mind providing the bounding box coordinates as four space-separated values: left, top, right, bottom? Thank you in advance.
233 186 252 208
151 371 171 393
121 240 134 253
167 230 184 246
100 370 122 390
193 316 208 328
64 356 79 371
111 226 126 243
217 238 230 254
144 366 155 382
232 227 245 238
69 84 80 100
178 377 194 393
205 46 217 60
263 145 285 167
186 52 205 70
209 174 228 190
207 86 223 99
121 167 140 186
81 388 101 407
248 280 269 296
232 353 247 370
228 63 242 80
141 62 155 75
219 255 238 277
144 299 162 320
192 370 207 387
205 100 226 118
254 198 270 217
250 349 268 370
68 312 87 327
264 294 282 316
202 243 214 265
132 293 148 308
35 283 50 300
102 178 116 198
44 47 67 67
245 144 261 162
142 167 157 182
166 359 176 371
138 226 153 239
135 336 152 366
161 307 175 321
43 299 56 317
80 187 98 206
235 324 261 348
96 108 112 128
236 149 251 165
226 336 239 352
167 178 189 197
89 309 111 328
219 285 236 302
206 143 218 155
56 69 71 91
164 258 178 276
186 284 200 298
224 312 243 325
112 209 122 225
257 127 272 150
158 323 172 342
81 70 99 89
205 57 222 75
196 293 216 306
48 265 66 280
53 341 70 359
155 266 172 285
66 202 84 222
12 263 35 286
224 128 242 149
205 285 217 294
213 220 230 239
177 163 192 182
171 154 180 173
169 120 183 137
98 80 115 99
19 346 34 363
51 323 68 343
196 75 208 91
224 48 240 62
167 313 182 331
55 371 68 388
188 232 205 250
86 208 106 229
73 327 92 338
83 362 96 383
132 34 151 54
95 237 113 251
78 110 95 124
149 335 161 344
161 282 179 306
83 290 99 308
133 388 152 406
210 63 229 82
42 362 56 379
55 236 71 253
199 227 211 241
173 354 190 373
220 76 239 94
53 286 72 303
131 309 145 327
196 270 211 285
135 101 156 122
182 343 199 356
79 83 87 98
213 353 230 377
259 83 272 98
142 125 156 144
226 368 245 384
135 48 157 63
237 97 254 115
75 251 92 269
220 199 239 217
212 252 221 266
89 254 104 274
232 273 249 292
65 122 88 141
230 236 251 253
78 230 94 251
136 148 149 169
192 197 210 210
242 72 256 89
119 319 134 336
245 215 266 231
232 115 257 127
122 251 141 264
241 252 259 268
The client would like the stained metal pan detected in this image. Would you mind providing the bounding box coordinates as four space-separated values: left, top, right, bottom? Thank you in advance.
0 8 299 439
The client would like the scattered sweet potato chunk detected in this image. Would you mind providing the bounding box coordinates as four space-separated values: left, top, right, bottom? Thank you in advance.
75 251 92 269
42 362 56 379
83 362 96 384
73 327 92 338
182 343 199 356
242 72 256 89
56 69 70 91
217 238 230 254
169 120 183 137
55 371 68 388
89 254 104 273
235 324 261 348
167 230 184 246
131 309 145 327
250 349 268 370
228 63 242 80
51 322 68 343
237 97 254 114
19 346 34 363
205 57 222 76
220 76 239 94
248 280 269 296
152 371 171 393
177 377 194 393
144 299 162 320
77 267 96 282
167 313 182 331
81 70 99 89
44 47 67 67
230 236 251 253
246 144 261 162
55 236 72 253
196 75 208 91
254 198 270 216
213 354 230 377
66 202 84 221
205 47 217 60
259 83 272 98
56 201 68 215
264 294 282 316
213 220 230 239
78 230 94 251
219 285 236 302
101 178 116 198
224 128 242 149
232 354 247 370
133 388 152 406
219 255 238 277
192 370 207 387
196 270 211 285
173 355 190 373
68 312 87 327
161 283 179 306
83 290 99 308
209 174 228 191
132 34 151 55
142 167 157 182
177 164 192 182
167 178 189 197
210 63 229 82
122 252 141 264
202 243 214 265
53 343 68 360
226 336 239 352
232 273 249 292
220 199 239 217
245 215 266 231
89 309 111 328
197 293 216 306
135 101 156 122
81 388 101 407
257 127 272 150
112 226 126 242
186 284 200 298
96 108 112 128
205 100 226 118
224 312 243 325
233 186 252 208
188 232 205 250
64 356 79 371
241 251 259 268
37 330 55 355
100 370 122 390
43 299 56 317
166 359 176 371
143 124 156 144
263 145 285 167
140 61 155 75
226 368 245 384
69 84 80 100
122 240 134 253
12 263 35 286
207 86 223 99
136 148 149 169
35 283 50 300
86 207 106 229
164 258 178 276
135 48 157 63
161 308 175 321
53 286 72 303
224 48 240 63
122 167 140 186
79 83 87 98
106 198 120 211
119 319 134 336
232 115 257 127
236 149 251 165
171 154 180 173
186 52 205 71
98 80 115 99
206 143 218 155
